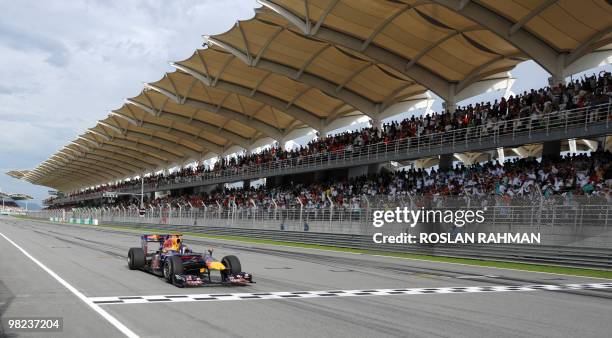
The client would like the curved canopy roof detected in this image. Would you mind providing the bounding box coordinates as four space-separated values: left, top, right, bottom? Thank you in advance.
257 0 611 91
11 0 612 192
255 1 530 98
0 191 33 201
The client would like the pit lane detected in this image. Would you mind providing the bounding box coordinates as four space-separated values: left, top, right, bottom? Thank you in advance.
1 216 611 338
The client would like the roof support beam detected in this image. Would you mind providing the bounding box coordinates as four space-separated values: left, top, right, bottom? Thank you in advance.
407 27 480 70
182 98 284 141
75 151 143 173
87 129 112 142
37 162 117 182
205 36 252 65
109 111 140 126
38 169 111 188
433 0 559 76
258 0 309 34
104 137 184 164
237 21 252 62
254 27 284 66
256 1 453 100
52 175 102 190
565 27 612 66
55 153 130 177
295 44 330 79
286 87 309 110
312 0 339 35
509 0 557 36
379 84 418 111
136 85 284 141
170 64 324 130
205 36 377 116
100 124 202 160
360 1 429 51
126 97 250 150
113 111 225 154
36 162 114 181
79 134 103 148
336 62 370 94
35 170 108 187
214 56 234 86
100 120 202 158
457 53 522 92
86 146 158 169
79 136 168 167
61 147 143 173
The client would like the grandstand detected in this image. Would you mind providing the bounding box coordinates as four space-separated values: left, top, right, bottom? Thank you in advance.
0 192 33 215
8 0 612 248
4 4 612 338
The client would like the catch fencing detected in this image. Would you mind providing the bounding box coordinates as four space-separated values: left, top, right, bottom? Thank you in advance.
32 200 612 236
27 202 612 269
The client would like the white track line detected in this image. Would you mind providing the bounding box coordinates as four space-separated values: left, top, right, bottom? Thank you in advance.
88 282 612 305
0 232 139 338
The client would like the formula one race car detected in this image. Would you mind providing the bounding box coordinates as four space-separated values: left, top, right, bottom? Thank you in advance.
127 234 253 287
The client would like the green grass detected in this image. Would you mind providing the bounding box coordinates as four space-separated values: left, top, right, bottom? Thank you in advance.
16 216 612 279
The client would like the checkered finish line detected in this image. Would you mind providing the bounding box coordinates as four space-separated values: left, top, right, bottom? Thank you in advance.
89 282 612 305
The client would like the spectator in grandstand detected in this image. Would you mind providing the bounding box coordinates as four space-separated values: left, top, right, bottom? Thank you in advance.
53 150 611 212
55 72 611 201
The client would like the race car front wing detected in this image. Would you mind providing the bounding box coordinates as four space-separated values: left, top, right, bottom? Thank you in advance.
174 272 254 287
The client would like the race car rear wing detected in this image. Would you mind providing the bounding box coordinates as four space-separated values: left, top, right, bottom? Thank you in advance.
141 234 182 241
140 234 183 255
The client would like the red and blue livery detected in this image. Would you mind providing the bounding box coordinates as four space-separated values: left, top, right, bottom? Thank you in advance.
127 234 253 287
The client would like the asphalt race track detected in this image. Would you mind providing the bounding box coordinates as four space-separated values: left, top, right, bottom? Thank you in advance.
1 216 611 338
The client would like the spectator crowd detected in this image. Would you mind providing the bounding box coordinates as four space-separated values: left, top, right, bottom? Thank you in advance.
47 72 612 204
54 150 612 211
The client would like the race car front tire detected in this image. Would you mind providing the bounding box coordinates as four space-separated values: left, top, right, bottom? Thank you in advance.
164 256 184 283
221 255 242 275
128 248 145 270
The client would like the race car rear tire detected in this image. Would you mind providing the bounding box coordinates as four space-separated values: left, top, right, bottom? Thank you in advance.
128 248 145 270
221 255 241 275
164 256 184 283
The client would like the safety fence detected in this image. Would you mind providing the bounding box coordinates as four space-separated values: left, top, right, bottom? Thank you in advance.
25 207 612 269
49 103 612 205
32 202 612 235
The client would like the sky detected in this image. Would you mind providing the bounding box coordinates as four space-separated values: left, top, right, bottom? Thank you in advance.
0 0 256 205
0 0 609 206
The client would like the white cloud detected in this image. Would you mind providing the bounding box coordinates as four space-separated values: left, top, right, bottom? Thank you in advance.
0 0 255 203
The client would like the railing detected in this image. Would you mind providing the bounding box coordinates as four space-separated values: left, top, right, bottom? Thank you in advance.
49 103 612 205
32 201 612 236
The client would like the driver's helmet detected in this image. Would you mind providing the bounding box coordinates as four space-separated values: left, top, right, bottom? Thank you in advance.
179 244 190 254
162 236 181 252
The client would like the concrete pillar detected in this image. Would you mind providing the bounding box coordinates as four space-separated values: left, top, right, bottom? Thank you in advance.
604 136 612 152
443 84 457 113
542 140 561 159
370 117 382 136
581 139 599 152
568 139 577 153
438 154 454 171
548 54 566 87
497 147 505 164
512 144 542 158
414 157 437 169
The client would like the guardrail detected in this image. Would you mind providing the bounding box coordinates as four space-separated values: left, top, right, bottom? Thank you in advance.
26 212 612 270
49 103 612 205
33 202 612 235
